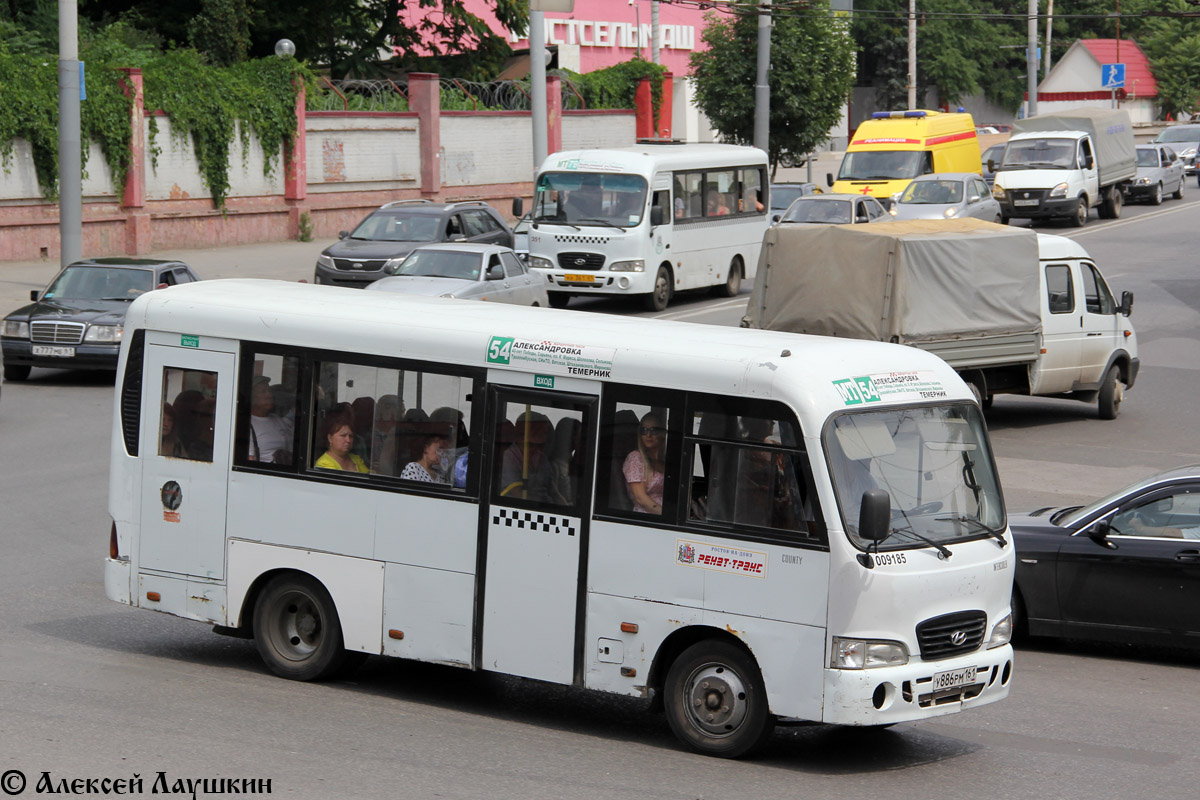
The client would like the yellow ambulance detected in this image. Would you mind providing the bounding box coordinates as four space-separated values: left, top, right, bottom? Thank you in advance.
828 110 981 204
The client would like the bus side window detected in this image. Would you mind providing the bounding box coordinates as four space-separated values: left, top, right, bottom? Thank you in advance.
596 386 682 519
161 367 218 462
235 350 299 468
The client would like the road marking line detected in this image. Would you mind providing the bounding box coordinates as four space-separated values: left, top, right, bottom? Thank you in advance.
1059 200 1197 238
657 297 747 320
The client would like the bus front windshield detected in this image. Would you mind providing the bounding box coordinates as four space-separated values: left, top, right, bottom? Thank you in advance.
534 172 648 228
825 403 1004 550
837 150 933 181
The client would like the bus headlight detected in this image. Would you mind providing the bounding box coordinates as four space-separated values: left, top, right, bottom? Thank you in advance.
528 256 554 271
987 612 1013 649
992 185 1006 200
84 324 124 343
609 259 645 272
2 319 29 338
830 637 909 669
1049 182 1069 198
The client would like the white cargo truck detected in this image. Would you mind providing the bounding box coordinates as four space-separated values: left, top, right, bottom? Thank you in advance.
991 107 1136 227
742 219 1139 418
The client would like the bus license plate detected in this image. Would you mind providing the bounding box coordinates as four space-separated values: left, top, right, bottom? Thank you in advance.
563 273 595 283
932 666 977 691
32 345 75 357
1012 199 1039 207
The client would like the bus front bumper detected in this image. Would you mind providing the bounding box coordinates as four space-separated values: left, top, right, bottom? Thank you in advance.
532 269 654 296
822 644 1013 726
104 557 132 605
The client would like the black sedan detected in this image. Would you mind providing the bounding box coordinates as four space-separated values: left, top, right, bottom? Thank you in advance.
1010 465 1200 650
1 258 200 380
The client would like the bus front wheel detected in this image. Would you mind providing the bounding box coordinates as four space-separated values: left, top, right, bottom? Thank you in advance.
644 265 673 312
664 640 774 758
253 573 350 682
548 293 571 309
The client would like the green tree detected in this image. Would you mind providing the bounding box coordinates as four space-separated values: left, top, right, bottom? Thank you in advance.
187 0 254 67
689 2 855 169
1133 0 1200 117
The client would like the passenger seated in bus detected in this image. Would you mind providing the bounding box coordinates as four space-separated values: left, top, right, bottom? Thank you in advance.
500 411 555 501
430 406 469 478
401 433 447 483
187 395 218 462
706 190 730 217
370 394 403 475
350 396 375 460
314 410 368 473
248 376 293 464
623 412 666 514
160 403 186 459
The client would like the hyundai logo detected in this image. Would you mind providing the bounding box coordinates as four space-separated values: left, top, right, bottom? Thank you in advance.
949 630 968 646
574 258 587 266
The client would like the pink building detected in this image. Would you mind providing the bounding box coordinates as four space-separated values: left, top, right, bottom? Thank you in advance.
401 0 714 75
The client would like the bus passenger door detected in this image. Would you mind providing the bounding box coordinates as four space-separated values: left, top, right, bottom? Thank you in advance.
479 386 597 684
138 341 236 580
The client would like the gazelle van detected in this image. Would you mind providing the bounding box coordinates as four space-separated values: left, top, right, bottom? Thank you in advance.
829 110 982 204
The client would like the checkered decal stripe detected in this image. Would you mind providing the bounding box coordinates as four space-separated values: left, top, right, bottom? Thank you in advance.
492 507 578 536
553 234 610 245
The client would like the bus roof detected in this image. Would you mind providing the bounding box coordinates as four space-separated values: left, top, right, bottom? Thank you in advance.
126 280 972 430
538 143 768 176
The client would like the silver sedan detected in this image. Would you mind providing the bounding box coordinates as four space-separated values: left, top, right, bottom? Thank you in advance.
888 173 1003 222
365 243 550 306
775 194 888 225
1124 145 1185 205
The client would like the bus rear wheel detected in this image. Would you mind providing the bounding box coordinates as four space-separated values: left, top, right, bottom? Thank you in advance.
644 265 673 312
713 257 743 298
664 640 774 758
253 573 349 681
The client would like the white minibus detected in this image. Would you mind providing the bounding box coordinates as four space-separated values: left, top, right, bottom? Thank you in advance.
523 143 769 312
105 281 1014 758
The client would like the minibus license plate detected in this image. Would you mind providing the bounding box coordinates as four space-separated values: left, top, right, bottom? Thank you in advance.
1012 199 1039 207
932 666 977 691
564 273 594 283
32 345 75 357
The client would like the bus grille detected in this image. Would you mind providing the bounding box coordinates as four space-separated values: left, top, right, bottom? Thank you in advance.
31 321 86 344
915 610 986 660
556 252 605 270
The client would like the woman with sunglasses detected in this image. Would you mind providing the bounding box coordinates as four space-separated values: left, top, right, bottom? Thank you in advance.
623 412 666 514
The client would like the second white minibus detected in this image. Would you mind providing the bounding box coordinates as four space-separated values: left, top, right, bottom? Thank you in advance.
523 143 770 311
105 281 1014 758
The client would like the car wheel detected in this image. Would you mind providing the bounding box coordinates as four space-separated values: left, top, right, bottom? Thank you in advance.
1174 178 1185 200
253 573 350 681
713 257 743 298
3 363 30 381
1000 215 1010 225
548 293 570 309
1068 197 1088 227
1098 364 1124 420
644 265 672 312
1151 182 1163 206
663 640 774 758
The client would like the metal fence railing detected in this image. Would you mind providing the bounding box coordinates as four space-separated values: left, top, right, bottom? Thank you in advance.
310 75 588 113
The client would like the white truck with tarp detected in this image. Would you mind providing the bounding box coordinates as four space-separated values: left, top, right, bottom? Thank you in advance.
742 219 1139 418
991 107 1136 226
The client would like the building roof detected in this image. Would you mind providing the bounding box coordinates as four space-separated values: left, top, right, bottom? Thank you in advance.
1041 39 1156 99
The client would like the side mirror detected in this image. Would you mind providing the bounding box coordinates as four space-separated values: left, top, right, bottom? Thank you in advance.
1087 520 1119 549
969 195 981 204
650 205 664 227
858 489 892 542
486 265 504 281
1084 154 1095 169
987 158 996 173
30 290 39 301
454 236 468 243
156 282 169 290
512 197 524 217
772 213 781 223
826 172 834 188
1119 290 1134 317
338 230 349 240
856 215 869 224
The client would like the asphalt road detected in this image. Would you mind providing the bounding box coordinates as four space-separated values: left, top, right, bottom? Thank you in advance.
1 193 1198 799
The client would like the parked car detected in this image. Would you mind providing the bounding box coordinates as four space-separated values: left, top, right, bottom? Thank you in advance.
314 200 515 288
888 173 1003 222
364 243 549 307
981 144 1005 188
775 194 886 225
1151 123 1200 181
1124 144 1185 205
1009 465 1200 649
769 182 823 219
1 258 200 381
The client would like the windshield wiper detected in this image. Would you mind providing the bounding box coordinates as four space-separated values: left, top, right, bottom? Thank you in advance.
532 216 580 230
576 218 625 229
100 295 136 301
879 525 953 560
936 516 1007 547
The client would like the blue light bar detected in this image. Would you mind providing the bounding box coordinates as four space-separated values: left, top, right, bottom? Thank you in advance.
871 110 929 119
